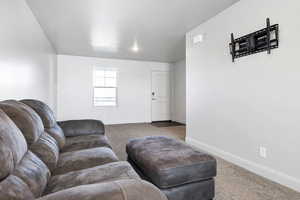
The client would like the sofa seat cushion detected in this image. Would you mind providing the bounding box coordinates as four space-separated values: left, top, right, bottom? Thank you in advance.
126 136 217 189
52 147 119 175
40 180 167 200
62 134 111 152
45 161 140 195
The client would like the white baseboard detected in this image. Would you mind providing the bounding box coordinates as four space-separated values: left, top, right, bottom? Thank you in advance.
186 137 300 192
105 120 152 125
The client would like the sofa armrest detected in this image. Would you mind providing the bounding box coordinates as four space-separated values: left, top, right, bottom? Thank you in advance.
57 119 105 137
38 180 167 200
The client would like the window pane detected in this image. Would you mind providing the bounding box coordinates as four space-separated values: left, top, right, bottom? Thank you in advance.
94 69 117 87
105 70 117 78
105 77 117 87
94 70 105 86
94 70 105 77
94 76 105 86
94 87 117 106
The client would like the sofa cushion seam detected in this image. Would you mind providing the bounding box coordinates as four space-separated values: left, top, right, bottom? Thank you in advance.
115 181 127 200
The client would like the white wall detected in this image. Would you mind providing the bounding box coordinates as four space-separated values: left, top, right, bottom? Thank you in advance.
171 60 186 123
57 55 171 124
186 0 300 192
0 0 57 111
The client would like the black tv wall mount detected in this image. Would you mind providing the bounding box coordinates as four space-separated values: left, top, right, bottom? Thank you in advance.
229 18 279 62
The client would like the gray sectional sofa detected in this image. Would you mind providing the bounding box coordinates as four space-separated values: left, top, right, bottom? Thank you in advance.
0 99 167 200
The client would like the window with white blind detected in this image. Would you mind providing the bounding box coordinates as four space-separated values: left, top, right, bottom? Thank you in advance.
93 67 118 106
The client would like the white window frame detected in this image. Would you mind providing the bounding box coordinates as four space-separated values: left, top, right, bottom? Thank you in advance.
93 67 118 107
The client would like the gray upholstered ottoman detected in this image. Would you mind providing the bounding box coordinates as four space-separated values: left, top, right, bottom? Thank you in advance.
126 136 217 200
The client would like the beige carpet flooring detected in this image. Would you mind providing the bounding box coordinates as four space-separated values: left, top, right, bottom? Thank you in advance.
105 123 300 200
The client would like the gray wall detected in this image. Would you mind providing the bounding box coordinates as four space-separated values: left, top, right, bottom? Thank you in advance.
172 60 186 123
0 0 57 111
186 0 300 191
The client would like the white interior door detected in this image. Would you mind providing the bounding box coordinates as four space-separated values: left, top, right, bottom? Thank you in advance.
151 71 171 122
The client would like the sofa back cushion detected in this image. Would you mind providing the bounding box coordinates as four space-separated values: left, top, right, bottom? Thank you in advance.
0 109 27 180
0 100 60 171
20 100 56 128
0 109 38 199
12 151 50 197
0 175 35 200
0 100 44 146
45 123 65 150
21 99 66 149
0 107 52 198
30 132 60 171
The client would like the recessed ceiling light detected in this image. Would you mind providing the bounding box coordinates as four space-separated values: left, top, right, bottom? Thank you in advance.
131 42 139 52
